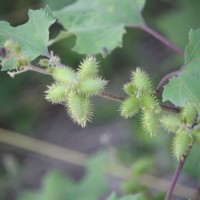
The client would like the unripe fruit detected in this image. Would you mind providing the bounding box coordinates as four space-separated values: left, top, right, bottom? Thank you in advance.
120 96 140 118
79 77 108 96
172 131 192 160
66 92 93 127
78 56 99 80
45 83 67 103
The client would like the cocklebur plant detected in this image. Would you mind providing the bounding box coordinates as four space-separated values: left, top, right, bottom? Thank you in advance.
1 2 200 199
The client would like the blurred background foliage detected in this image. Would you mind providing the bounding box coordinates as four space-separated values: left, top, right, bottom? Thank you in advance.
0 0 200 200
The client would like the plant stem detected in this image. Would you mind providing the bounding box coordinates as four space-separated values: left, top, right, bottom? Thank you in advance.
155 68 182 94
99 91 125 102
27 65 50 75
134 25 184 57
10 64 180 114
165 144 193 200
99 92 180 113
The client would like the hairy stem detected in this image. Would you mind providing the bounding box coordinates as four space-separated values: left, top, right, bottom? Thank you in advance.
165 144 193 200
133 25 184 57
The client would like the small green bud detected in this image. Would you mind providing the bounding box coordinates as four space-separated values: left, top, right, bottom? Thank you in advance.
13 44 21 55
4 40 13 49
39 58 50 67
15 58 29 68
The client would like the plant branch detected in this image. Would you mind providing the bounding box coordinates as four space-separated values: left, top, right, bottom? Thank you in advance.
165 143 193 200
155 68 182 94
99 91 180 113
8 63 181 114
27 65 50 75
7 68 28 78
99 91 125 102
7 65 50 78
130 25 184 57
160 104 181 113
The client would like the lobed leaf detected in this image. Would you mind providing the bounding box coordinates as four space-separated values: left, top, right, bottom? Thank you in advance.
54 0 145 55
0 6 55 62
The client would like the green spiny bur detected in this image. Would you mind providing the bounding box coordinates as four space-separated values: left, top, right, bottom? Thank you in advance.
120 96 140 118
141 111 159 137
131 68 153 95
66 92 93 127
172 131 192 160
160 114 181 133
192 130 200 146
52 67 77 85
181 102 197 125
123 83 137 95
45 83 67 103
78 56 99 80
79 77 108 97
141 95 160 112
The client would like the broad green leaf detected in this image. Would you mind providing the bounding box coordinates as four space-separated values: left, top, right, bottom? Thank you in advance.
0 6 55 61
54 0 146 54
163 58 200 113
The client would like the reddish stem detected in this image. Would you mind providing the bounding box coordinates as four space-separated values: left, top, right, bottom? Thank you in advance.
132 25 184 57
165 144 193 200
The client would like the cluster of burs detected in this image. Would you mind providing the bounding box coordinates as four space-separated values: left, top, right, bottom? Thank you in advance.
1 40 200 161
